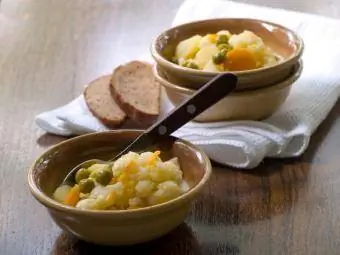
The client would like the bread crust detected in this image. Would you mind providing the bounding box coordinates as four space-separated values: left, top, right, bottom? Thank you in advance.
110 61 160 125
84 75 127 128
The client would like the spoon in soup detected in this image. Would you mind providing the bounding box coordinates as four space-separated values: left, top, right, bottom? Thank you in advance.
62 72 237 186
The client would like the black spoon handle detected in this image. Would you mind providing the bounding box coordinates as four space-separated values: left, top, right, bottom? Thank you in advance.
146 72 237 137
111 73 237 160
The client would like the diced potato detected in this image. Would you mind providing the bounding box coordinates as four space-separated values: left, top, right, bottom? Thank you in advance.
203 59 223 72
199 34 216 49
76 198 99 210
194 44 219 69
247 43 265 67
229 30 263 49
53 185 72 203
175 35 202 60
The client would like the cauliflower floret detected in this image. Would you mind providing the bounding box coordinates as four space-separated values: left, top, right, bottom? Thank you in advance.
135 180 155 198
90 182 124 200
149 158 182 183
137 166 151 180
112 151 139 177
129 197 143 208
148 181 182 205
139 152 155 164
139 151 162 166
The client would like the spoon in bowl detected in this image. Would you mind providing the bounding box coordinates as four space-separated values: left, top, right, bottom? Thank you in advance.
62 72 237 186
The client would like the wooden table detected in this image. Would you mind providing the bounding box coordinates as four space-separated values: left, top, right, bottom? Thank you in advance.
1 0 339 254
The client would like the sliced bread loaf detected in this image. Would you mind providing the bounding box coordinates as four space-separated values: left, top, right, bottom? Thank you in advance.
110 61 161 125
84 75 126 127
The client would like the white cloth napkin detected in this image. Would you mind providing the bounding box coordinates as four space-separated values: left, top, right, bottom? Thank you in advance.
35 0 340 169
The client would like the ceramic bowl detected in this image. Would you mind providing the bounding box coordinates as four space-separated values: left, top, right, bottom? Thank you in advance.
28 130 212 246
154 60 302 122
150 18 304 91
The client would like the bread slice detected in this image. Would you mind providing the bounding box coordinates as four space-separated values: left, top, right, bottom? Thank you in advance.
84 75 126 127
110 61 161 125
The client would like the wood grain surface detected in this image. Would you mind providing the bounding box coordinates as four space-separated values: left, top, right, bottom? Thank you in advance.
0 0 340 254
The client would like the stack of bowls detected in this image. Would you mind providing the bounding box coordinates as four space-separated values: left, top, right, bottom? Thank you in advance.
150 18 304 122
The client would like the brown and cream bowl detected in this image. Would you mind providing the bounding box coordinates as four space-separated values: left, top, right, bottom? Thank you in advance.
150 18 304 91
27 130 212 246
154 59 303 122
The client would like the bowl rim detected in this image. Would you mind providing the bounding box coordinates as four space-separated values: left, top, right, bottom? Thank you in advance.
150 18 304 76
154 59 303 97
27 129 212 216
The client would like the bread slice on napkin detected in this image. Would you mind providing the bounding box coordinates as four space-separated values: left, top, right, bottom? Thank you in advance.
110 61 161 125
84 75 126 127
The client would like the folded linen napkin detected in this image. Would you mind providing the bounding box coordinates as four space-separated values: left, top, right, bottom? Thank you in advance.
35 0 340 169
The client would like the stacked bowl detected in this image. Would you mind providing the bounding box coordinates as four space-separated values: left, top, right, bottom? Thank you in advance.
150 18 304 122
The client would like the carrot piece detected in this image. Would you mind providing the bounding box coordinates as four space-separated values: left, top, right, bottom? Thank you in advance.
225 48 257 71
64 185 80 207
147 150 161 165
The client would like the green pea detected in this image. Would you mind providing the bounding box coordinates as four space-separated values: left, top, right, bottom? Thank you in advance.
186 62 199 69
172 56 178 64
75 168 91 184
212 52 226 65
79 179 95 193
220 48 229 56
90 168 113 186
218 43 232 52
181 60 189 67
216 34 229 45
